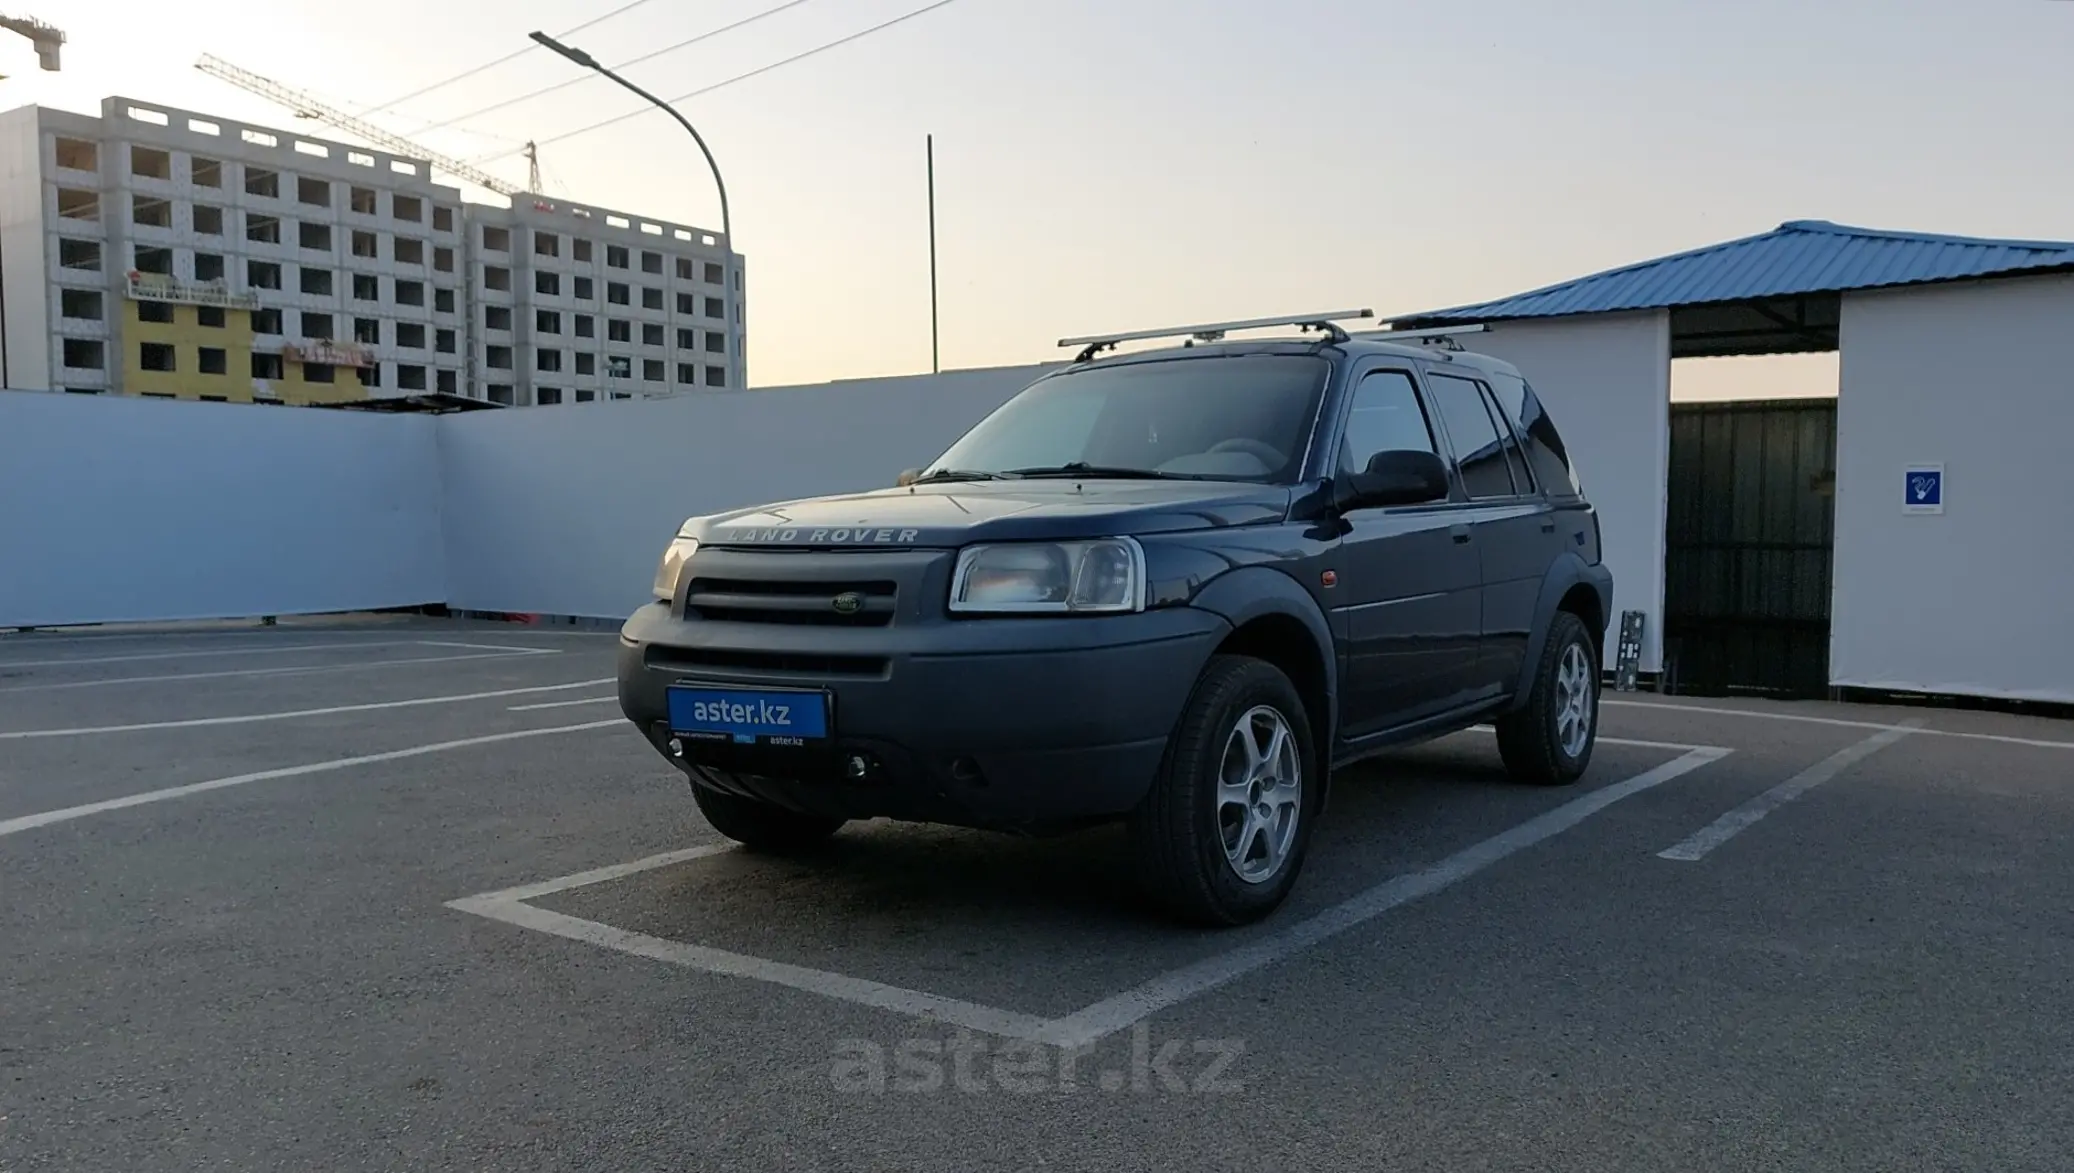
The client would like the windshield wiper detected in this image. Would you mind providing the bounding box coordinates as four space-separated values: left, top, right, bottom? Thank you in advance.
912 468 1012 483
1002 463 1180 480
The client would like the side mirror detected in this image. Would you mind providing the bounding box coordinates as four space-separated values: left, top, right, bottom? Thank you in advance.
1339 449 1450 510
896 468 921 487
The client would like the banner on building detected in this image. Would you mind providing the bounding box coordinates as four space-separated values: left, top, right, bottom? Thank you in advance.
282 340 375 369
124 271 261 310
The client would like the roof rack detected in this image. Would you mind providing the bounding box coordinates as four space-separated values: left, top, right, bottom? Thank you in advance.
1059 309 1375 363
1348 323 1490 352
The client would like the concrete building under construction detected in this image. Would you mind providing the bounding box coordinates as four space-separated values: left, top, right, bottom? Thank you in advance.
0 95 745 407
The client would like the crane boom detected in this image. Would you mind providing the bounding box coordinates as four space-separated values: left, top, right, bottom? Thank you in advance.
0 12 64 71
194 54 524 198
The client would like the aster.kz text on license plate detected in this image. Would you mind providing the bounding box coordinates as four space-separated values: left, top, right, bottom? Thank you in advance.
666 686 830 746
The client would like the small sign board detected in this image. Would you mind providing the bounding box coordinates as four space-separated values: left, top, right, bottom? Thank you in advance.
1903 464 1945 515
1614 610 1645 692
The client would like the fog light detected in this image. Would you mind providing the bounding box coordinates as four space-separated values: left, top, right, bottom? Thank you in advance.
667 737 685 757
845 754 869 780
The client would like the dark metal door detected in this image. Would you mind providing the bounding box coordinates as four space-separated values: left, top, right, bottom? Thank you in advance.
1663 399 1837 698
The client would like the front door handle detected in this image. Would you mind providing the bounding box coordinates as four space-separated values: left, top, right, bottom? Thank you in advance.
1449 524 1472 544
1540 518 1557 533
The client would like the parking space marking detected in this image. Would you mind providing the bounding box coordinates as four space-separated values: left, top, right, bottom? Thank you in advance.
1657 723 1921 862
509 696 618 712
1042 744 1731 1048
0 719 621 838
0 678 614 740
1606 698 2074 751
415 641 563 656
454 894 1062 1044
448 743 1731 1048
1471 725 1712 754
0 640 426 670
465 843 737 902
1599 735 1728 752
0 649 560 695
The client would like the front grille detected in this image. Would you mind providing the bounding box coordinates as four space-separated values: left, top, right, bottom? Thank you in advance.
683 576 897 627
646 646 890 679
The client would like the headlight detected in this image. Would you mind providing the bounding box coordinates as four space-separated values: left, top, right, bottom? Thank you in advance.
949 538 1146 614
652 529 699 602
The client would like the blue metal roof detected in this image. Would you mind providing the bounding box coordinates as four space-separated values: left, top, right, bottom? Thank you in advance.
1394 220 2074 325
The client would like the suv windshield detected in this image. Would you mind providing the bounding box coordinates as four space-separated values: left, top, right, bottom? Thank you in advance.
923 354 1331 483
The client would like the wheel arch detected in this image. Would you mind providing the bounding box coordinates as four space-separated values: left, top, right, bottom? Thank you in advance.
1504 554 1614 713
1183 566 1339 798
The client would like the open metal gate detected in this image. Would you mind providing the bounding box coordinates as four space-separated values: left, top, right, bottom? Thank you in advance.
1663 398 1837 697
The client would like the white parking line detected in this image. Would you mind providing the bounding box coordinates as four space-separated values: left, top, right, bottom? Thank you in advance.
1656 723 1921 862
457 895 1062 1043
0 627 609 648
1468 724 1710 754
0 719 621 838
1040 745 1731 1048
0 678 614 740
0 640 424 670
0 628 394 647
1604 698 2074 751
415 641 562 655
508 696 618 712
0 649 558 695
449 744 1732 1048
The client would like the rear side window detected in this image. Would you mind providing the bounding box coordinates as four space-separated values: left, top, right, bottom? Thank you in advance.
1426 373 1520 499
1475 378 1533 492
1486 372 1583 497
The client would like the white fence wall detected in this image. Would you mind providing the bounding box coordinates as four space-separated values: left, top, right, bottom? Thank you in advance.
1832 275 2074 703
0 391 444 627
437 365 1049 621
1432 312 1674 671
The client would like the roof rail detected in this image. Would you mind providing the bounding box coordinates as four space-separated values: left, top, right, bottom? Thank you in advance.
1349 323 1490 352
1059 308 1375 363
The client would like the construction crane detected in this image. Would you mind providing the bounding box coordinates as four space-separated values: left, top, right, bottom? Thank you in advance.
194 54 536 199
0 12 63 73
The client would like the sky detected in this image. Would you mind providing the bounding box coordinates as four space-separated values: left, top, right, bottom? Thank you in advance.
9 0 2072 398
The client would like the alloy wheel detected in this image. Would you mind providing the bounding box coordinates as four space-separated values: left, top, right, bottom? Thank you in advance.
1217 704 1303 884
1555 641 1596 759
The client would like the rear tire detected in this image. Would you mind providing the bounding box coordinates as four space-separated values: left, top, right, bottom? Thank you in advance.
1495 610 1599 786
690 781 845 852
1128 655 1318 927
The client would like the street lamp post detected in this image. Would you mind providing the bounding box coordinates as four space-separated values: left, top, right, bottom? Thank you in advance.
528 31 731 247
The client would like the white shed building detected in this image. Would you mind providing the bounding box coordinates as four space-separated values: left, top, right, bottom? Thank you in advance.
1391 219 2074 706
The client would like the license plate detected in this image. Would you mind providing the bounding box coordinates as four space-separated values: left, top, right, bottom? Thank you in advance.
666 685 830 747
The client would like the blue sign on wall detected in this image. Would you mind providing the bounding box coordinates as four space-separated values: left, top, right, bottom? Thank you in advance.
1903 464 1944 514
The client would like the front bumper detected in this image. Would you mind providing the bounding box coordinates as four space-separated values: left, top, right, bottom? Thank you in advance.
618 600 1229 831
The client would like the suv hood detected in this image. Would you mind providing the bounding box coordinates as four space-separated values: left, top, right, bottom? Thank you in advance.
693 480 1291 548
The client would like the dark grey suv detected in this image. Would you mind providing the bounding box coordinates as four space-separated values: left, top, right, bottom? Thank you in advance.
618 311 1612 925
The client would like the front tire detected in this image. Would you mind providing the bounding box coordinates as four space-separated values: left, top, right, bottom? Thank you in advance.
1129 655 1318 927
1495 610 1600 785
690 780 845 852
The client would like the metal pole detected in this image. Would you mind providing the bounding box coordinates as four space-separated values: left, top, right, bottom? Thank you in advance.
927 134 939 374
0 231 10 388
529 31 731 246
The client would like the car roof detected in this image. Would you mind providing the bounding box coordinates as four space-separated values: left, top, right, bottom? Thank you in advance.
1060 336 1527 382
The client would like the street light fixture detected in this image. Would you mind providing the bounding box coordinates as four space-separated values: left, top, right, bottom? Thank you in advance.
527 31 731 247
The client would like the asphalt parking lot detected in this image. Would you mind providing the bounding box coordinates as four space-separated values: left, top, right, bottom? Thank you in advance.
3 616 2071 1172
